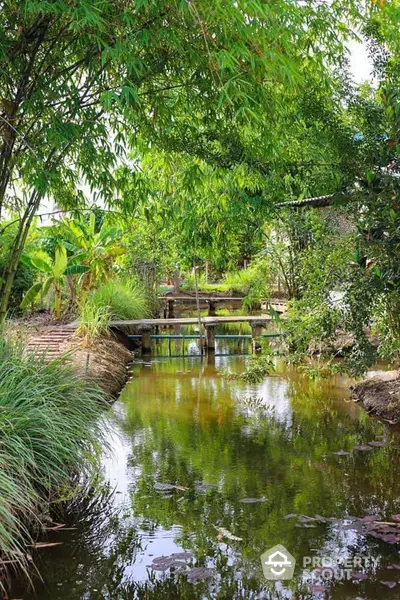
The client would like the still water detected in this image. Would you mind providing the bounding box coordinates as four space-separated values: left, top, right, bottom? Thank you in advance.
13 343 400 599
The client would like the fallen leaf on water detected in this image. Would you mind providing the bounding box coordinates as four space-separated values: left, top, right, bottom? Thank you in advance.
239 497 268 503
195 484 218 492
187 567 214 581
151 552 193 572
310 584 326 593
353 445 373 452
361 515 380 522
154 483 188 492
214 526 242 541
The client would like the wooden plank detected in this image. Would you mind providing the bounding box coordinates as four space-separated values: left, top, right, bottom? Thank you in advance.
110 316 273 327
158 296 286 306
158 296 243 302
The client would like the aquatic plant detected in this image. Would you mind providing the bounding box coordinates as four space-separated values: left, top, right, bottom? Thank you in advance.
0 340 108 568
226 352 275 384
239 355 276 383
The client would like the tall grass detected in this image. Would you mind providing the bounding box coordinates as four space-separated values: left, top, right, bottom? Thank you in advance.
75 303 112 346
0 340 108 567
87 278 151 320
76 278 152 344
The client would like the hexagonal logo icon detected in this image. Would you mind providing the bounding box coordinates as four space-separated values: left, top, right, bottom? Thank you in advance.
260 544 295 580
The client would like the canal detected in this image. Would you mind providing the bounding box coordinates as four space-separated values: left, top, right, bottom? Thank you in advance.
12 339 400 599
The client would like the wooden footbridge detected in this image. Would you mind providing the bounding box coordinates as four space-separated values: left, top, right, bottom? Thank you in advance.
110 315 279 353
158 295 287 317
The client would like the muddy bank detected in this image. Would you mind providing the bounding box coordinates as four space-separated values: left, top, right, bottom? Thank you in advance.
68 337 133 397
351 371 400 423
16 317 133 398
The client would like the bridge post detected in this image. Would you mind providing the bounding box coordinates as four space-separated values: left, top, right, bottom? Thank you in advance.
167 299 175 318
207 300 216 317
205 322 217 351
251 319 264 352
139 324 153 354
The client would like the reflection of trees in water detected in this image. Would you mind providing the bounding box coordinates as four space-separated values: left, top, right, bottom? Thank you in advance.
15 363 400 599
13 483 144 599
115 365 400 597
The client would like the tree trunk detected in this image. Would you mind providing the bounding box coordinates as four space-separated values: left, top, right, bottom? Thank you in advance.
173 268 181 293
0 193 41 327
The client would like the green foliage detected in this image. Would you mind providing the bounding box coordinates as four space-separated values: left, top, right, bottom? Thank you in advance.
60 214 124 288
84 277 151 323
75 304 111 347
223 259 273 309
0 339 107 565
0 223 36 313
0 258 34 313
20 245 89 319
0 0 366 322
228 350 275 384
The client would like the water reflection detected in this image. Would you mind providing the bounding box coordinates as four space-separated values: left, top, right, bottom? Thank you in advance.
12 356 400 599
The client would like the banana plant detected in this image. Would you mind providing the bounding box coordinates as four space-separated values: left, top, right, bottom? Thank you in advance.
59 213 124 288
20 245 89 320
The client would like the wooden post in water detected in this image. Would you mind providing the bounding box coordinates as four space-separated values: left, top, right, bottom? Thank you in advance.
139 324 153 354
167 298 175 318
205 322 217 351
173 268 181 293
207 300 216 316
251 319 264 352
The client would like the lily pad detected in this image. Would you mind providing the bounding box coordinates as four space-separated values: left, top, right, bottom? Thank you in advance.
368 440 387 447
381 581 397 588
351 572 368 581
353 445 373 452
332 450 351 456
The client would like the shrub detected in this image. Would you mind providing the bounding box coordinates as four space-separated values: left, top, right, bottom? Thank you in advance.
0 340 108 567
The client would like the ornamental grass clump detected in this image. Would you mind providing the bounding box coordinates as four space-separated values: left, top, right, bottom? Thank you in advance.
88 278 151 321
0 339 108 568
